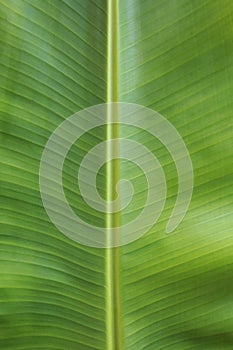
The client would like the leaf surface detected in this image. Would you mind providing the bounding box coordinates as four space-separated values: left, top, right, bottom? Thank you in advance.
1 0 233 349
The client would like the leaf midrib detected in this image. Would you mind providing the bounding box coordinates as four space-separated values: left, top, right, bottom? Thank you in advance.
106 1 123 350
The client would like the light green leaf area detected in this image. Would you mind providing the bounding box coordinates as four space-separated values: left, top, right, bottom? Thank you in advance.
119 1 233 349
1 0 233 349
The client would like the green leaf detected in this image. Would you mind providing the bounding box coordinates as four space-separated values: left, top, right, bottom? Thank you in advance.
0 1 107 349
1 0 233 349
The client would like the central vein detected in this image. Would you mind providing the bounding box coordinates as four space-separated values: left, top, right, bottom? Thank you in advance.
106 0 123 349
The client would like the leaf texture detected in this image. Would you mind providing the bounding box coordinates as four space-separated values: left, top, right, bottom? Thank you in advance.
0 1 107 349
1 0 233 349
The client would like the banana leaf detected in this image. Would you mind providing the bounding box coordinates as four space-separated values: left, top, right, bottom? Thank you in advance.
0 0 233 349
